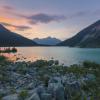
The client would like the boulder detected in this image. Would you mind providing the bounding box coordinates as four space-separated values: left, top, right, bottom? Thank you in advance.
27 93 40 100
49 77 62 83
36 85 46 97
2 94 18 100
54 83 65 100
41 93 52 100
48 83 65 100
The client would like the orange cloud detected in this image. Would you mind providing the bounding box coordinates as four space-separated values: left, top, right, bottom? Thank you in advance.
0 16 29 31
0 16 26 24
0 16 39 39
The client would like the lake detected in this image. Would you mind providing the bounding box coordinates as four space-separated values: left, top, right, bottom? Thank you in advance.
14 47 100 65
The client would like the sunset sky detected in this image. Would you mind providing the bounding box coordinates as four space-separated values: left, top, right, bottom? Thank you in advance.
0 0 100 40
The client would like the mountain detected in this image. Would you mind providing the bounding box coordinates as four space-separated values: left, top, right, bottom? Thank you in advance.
33 37 61 45
0 24 37 47
58 20 100 48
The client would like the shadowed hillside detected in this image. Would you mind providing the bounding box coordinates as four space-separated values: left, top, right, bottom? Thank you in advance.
58 20 100 48
0 24 37 47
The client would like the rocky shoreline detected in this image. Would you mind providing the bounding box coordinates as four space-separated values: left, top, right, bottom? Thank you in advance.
0 58 100 100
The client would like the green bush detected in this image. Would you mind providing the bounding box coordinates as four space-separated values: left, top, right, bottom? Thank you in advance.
83 61 100 69
18 90 28 100
0 56 7 62
0 48 17 53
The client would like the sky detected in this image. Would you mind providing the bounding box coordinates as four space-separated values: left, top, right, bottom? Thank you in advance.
0 0 100 40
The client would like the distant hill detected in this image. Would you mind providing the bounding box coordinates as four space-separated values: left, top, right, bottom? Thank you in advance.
0 24 37 47
58 20 100 48
33 37 61 45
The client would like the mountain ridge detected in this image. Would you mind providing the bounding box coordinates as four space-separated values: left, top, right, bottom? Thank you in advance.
33 37 61 45
58 20 100 48
0 24 37 47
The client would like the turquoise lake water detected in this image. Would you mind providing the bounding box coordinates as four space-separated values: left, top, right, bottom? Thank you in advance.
16 47 100 65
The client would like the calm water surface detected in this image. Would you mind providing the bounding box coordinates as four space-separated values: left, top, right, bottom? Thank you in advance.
15 47 100 65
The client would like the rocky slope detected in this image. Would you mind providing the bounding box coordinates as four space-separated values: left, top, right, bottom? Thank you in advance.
0 58 99 100
58 20 100 48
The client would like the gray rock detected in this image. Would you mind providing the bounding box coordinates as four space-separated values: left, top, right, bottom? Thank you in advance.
27 82 35 90
41 93 52 100
54 83 65 100
48 83 56 97
86 74 96 81
48 83 65 100
67 81 80 92
2 94 18 100
36 85 46 97
65 81 81 99
27 93 40 100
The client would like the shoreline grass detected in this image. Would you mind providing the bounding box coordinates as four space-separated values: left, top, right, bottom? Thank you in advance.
0 47 17 53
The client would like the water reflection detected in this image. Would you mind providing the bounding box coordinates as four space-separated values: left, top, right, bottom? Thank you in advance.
0 53 17 61
0 47 100 65
0 47 18 61
16 47 100 65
